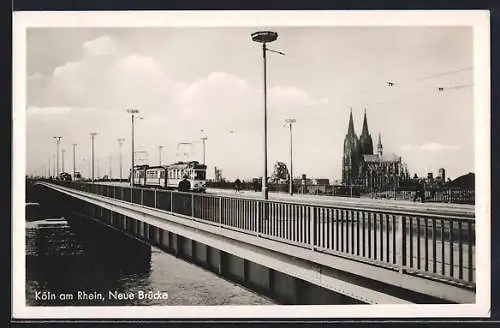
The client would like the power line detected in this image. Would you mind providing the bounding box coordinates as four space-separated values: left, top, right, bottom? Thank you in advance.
363 83 473 108
386 66 473 87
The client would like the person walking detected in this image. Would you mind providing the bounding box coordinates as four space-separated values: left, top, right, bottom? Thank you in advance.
178 174 192 215
179 174 191 192
253 178 260 192
413 179 426 203
234 178 242 193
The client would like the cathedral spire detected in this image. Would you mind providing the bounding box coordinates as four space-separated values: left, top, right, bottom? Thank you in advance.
377 133 383 156
362 108 369 135
359 108 374 155
347 108 355 135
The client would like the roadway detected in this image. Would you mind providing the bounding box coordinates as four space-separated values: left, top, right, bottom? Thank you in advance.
93 181 474 218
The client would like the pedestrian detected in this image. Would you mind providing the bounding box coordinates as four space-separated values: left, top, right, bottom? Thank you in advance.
253 179 260 192
234 178 241 193
413 179 426 203
177 174 192 215
178 174 191 192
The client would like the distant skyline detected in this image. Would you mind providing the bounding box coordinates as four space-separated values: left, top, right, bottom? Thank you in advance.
25 25 474 181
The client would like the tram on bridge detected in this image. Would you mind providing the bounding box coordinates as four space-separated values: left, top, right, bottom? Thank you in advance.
132 161 207 192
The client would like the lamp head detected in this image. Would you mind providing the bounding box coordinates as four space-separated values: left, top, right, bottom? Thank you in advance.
251 31 278 44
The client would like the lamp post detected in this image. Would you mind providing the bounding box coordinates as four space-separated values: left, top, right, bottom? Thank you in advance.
285 118 296 195
118 138 125 181
251 30 279 200
61 149 66 173
52 154 56 178
72 144 77 180
90 133 97 183
48 157 51 178
127 109 140 187
109 156 112 179
53 136 62 177
200 136 208 165
158 145 164 166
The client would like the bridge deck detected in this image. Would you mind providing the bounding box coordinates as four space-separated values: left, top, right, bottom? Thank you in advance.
36 180 476 303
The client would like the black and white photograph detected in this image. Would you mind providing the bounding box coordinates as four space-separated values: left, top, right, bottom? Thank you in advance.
13 10 490 319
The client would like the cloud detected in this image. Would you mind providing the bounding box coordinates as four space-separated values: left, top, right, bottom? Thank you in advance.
26 106 73 116
400 142 460 152
269 86 327 111
25 34 341 180
420 142 460 152
83 35 118 56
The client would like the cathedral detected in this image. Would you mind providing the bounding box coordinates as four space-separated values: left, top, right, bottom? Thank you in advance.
342 110 410 190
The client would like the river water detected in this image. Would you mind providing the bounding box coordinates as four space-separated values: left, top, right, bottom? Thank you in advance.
25 211 274 306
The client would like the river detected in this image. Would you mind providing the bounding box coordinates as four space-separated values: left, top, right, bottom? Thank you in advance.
25 209 274 306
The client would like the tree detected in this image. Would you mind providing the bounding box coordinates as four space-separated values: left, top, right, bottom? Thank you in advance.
272 161 289 181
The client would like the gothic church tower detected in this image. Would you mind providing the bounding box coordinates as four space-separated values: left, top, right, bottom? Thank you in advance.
342 109 360 185
359 109 374 156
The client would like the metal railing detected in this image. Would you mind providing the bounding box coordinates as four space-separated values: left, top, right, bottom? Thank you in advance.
42 179 476 287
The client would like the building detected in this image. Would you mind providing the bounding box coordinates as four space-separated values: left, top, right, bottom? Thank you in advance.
438 168 446 182
341 110 410 191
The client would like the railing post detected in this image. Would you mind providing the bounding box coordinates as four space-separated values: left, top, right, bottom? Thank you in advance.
257 201 261 236
191 193 195 217
310 206 316 250
218 196 222 227
170 191 174 212
398 215 406 273
154 189 157 208
141 188 144 206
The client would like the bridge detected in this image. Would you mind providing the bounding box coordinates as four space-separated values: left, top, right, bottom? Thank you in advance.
28 179 476 305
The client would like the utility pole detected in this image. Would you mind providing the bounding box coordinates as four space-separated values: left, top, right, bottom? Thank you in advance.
118 138 125 180
109 156 112 178
53 136 62 177
48 157 51 178
200 136 208 165
158 145 163 166
251 30 281 199
90 133 97 183
285 118 296 196
61 149 66 173
53 154 56 178
72 144 77 180
127 109 140 187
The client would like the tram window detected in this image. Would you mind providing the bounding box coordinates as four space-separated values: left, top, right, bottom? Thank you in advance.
195 170 206 180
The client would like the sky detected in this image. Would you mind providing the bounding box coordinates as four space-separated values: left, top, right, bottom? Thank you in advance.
25 26 474 181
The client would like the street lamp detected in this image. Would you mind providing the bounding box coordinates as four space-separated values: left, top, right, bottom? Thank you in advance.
52 154 56 178
109 156 112 179
251 30 279 200
200 136 208 165
285 118 296 195
48 157 51 178
72 144 77 180
53 136 62 177
127 109 140 187
61 149 66 173
90 133 97 183
118 138 125 181
158 145 164 166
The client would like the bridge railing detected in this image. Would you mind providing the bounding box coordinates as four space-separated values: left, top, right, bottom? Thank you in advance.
46 180 476 288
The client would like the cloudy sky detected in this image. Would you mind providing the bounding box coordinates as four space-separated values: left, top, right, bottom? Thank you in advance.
25 26 473 181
